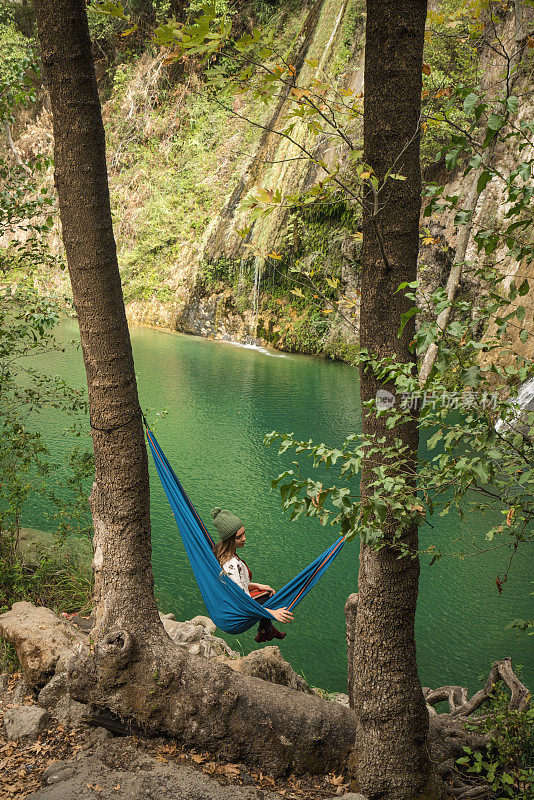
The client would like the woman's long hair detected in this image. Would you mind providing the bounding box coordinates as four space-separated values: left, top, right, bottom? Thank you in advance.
214 533 237 565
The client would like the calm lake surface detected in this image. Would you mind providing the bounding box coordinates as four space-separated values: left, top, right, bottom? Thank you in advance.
24 318 533 693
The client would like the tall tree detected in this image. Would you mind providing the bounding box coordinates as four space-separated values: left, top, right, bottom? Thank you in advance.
349 1 430 797
33 0 358 778
33 0 162 643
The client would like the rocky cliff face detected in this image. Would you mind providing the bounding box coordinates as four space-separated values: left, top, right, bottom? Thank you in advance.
126 0 365 358
420 5 534 371
2 1 533 368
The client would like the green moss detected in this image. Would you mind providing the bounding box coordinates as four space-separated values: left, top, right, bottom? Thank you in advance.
106 88 253 300
323 333 359 365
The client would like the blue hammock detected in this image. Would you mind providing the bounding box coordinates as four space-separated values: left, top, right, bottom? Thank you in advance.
146 428 347 635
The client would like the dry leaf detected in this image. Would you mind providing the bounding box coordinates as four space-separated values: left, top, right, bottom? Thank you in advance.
217 763 240 779
329 773 345 785
422 63 431 75
191 753 207 764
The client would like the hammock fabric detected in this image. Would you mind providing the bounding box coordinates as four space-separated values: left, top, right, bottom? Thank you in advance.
146 428 347 635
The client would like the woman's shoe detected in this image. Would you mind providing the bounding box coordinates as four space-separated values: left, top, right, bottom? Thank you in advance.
269 625 286 640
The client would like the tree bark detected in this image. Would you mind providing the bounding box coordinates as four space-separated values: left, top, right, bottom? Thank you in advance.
350 2 431 798
32 0 360 777
34 0 162 644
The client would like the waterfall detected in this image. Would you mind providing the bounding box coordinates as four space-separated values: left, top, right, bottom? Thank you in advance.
495 376 534 434
252 257 262 327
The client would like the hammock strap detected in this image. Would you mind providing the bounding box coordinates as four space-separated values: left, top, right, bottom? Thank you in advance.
146 428 215 548
286 533 346 610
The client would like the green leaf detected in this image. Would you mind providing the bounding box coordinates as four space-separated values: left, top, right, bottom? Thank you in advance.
504 95 518 114
463 92 479 115
487 113 505 131
477 170 492 193
513 433 523 449
454 209 472 226
445 149 460 171
398 307 420 338
463 366 481 387
518 279 530 296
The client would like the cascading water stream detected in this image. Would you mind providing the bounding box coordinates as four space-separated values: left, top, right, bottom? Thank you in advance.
252 256 262 330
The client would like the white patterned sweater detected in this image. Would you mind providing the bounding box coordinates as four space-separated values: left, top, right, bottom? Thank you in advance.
222 556 251 594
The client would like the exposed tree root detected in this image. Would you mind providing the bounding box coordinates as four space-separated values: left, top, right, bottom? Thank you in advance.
0 602 357 778
424 658 531 798
1 603 530 795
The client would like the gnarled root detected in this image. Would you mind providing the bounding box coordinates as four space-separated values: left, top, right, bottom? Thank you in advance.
425 658 531 798
1 602 358 778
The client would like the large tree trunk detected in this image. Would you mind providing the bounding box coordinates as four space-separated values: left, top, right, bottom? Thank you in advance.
33 0 358 777
350 2 431 799
34 0 161 644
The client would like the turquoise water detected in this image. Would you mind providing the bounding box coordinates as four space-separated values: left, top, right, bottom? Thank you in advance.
22 318 533 693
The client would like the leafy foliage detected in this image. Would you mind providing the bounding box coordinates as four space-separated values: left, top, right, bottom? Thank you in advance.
0 7 38 126
1 91 91 545
456 676 534 799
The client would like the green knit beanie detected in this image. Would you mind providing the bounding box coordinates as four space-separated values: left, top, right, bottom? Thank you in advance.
211 507 244 541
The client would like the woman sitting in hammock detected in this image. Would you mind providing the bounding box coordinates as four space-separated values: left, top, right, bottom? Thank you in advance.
211 507 294 643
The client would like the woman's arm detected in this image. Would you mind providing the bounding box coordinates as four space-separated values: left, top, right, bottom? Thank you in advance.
249 582 274 595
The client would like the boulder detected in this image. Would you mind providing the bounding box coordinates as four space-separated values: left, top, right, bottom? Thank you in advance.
3 705 49 741
38 673 69 707
13 678 35 704
325 795 368 800
187 615 217 635
226 646 311 693
0 602 84 688
159 614 237 659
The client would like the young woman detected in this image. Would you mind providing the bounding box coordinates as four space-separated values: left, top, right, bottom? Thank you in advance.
211 507 294 643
